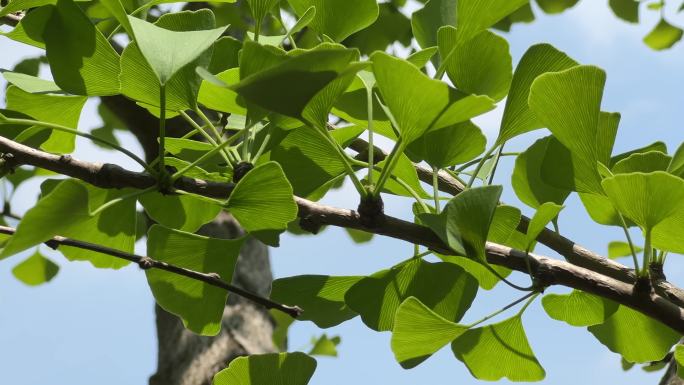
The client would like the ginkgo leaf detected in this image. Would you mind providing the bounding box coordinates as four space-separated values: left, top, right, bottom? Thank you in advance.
536 0 579 14
1 179 135 269
139 192 221 233
345 259 478 331
308 334 340 357
2 71 61 93
675 345 684 378
287 0 379 42
12 250 59 286
438 27 512 101
452 315 545 381
232 46 362 120
542 290 618 327
444 185 502 260
245 0 280 31
406 120 486 169
127 15 227 84
611 151 671 174
497 44 577 144
512 136 572 208
226 161 298 242
525 202 563 251
213 352 316 385
529 66 614 194
270 275 361 328
607 241 642 259
411 0 456 51
120 10 220 112
391 297 467 368
371 51 449 145
643 18 683 51
146 225 244 336
588 305 680 363
601 171 684 231
608 0 639 23
453 0 529 43
42 0 120 95
668 142 684 177
5 85 86 153
406 46 439 68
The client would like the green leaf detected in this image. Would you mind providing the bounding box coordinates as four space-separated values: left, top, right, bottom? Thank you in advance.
452 0 529 43
608 241 642 259
270 309 295 351
675 345 684 379
391 297 467 368
406 121 485 170
226 161 298 241
371 153 430 198
213 352 316 385
612 151 671 174
139 192 221 233
146 225 244 336
406 46 439 69
411 0 456 52
611 141 667 166
345 228 373 243
197 68 246 115
525 202 563 250
444 185 502 260
535 0 579 14
542 290 618 326
345 259 478 331
120 10 221 111
285 6 316 42
438 28 512 101
5 85 86 153
609 0 639 23
643 18 683 51
127 14 227 84
308 334 340 357
601 171 684 231
42 0 120 95
343 3 411 55
668 142 684 177
529 66 612 194
245 0 279 28
12 250 59 286
2 71 61 93
371 51 451 144
512 136 572 208
588 305 680 363
1 180 135 269
452 315 545 381
286 0 379 42
271 275 361 328
232 44 361 122
497 44 577 144
436 204 518 290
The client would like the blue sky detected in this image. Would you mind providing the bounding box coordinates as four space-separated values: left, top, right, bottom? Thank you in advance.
1 1 684 384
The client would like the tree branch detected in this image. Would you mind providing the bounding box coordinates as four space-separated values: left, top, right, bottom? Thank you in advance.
1 136 684 332
0 225 302 318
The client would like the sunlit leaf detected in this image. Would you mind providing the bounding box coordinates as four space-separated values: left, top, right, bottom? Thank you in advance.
213 352 316 385
146 225 244 336
643 18 683 51
542 290 618 326
286 0 379 42
12 250 59 286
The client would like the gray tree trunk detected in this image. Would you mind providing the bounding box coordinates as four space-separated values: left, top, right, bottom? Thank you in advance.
102 96 276 385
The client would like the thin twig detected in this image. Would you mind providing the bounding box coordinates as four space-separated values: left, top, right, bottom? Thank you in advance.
0 225 302 318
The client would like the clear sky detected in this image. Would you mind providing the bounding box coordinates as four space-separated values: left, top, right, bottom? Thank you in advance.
1 1 684 384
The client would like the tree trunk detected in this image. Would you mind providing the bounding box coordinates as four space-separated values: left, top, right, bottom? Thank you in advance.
102 96 276 385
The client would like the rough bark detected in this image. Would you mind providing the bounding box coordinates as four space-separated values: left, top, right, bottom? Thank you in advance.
101 96 276 385
149 213 276 385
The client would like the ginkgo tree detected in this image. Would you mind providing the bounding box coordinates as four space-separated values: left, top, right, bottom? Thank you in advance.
1 0 684 384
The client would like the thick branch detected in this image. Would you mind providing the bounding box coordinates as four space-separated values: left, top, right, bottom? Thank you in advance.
1 136 684 333
0 225 301 317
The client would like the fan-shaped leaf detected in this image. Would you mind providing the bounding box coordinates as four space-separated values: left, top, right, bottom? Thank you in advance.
146 225 244 336
213 352 316 385
12 251 59 286
286 0 378 42
542 290 618 326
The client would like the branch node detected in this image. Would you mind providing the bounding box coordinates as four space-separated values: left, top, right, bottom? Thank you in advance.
299 215 323 234
138 256 155 270
44 239 59 250
357 195 385 228
649 263 666 282
206 272 221 280
233 162 253 183
59 154 72 164
634 276 652 295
